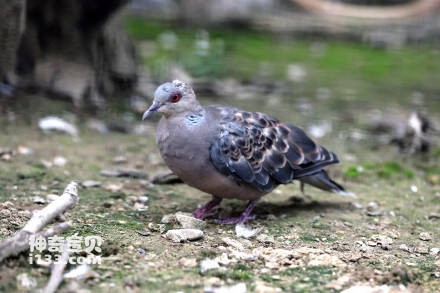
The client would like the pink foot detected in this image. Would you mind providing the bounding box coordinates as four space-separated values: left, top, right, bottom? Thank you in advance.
192 196 222 220
215 199 258 225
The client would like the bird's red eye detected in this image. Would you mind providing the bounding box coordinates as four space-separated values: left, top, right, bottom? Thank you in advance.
170 93 181 103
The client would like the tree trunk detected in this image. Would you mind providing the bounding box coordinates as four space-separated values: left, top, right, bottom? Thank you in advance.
0 0 138 108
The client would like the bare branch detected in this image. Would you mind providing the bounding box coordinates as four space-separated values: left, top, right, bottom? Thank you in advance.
0 182 78 262
43 241 70 293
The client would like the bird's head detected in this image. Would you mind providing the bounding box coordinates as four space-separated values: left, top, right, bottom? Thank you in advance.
142 80 200 120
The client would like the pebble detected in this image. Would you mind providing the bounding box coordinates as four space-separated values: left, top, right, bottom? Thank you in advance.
308 254 346 268
370 235 393 250
148 223 167 233
399 244 412 252
175 212 206 230
112 156 127 164
137 196 149 204
16 273 37 290
81 180 101 188
419 232 432 241
200 258 220 273
165 229 204 243
415 245 429 254
104 183 123 192
428 213 440 220
429 247 439 256
53 156 67 166
33 196 46 204
64 264 94 280
222 237 245 251
17 146 32 155
38 116 78 137
235 224 262 239
161 214 177 224
179 257 197 268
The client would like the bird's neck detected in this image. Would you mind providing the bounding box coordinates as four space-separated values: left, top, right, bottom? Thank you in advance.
163 102 203 119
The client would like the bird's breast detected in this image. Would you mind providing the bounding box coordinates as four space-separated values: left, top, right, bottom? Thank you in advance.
156 114 212 174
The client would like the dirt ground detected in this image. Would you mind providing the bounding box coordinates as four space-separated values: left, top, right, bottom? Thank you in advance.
0 85 439 292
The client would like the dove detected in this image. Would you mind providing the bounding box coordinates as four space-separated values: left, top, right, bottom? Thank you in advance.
143 80 354 224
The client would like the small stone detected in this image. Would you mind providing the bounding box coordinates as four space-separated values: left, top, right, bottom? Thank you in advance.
428 213 440 220
81 180 101 188
53 156 67 166
216 253 231 266
235 224 262 239
161 214 177 224
165 229 203 243
419 232 432 241
104 183 123 192
399 244 411 252
46 194 60 202
415 245 429 254
134 202 147 211
429 247 439 256
175 212 206 229
370 235 393 250
112 156 127 164
366 202 382 216
200 258 220 273
16 273 37 290
33 196 46 204
148 223 167 233
256 233 275 244
17 146 32 155
136 230 150 237
308 254 346 268
222 237 245 251
103 201 113 208
137 196 149 204
64 264 94 280
410 185 418 193
179 257 197 268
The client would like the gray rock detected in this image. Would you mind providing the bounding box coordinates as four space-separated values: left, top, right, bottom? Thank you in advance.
176 212 206 230
165 229 204 243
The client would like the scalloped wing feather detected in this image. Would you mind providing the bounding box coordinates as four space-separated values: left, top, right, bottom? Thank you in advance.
209 110 339 192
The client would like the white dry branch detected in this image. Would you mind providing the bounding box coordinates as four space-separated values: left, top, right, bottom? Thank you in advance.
43 241 70 293
0 181 78 262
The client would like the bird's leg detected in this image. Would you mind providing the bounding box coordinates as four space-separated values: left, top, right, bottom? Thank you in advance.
216 199 258 224
192 196 222 220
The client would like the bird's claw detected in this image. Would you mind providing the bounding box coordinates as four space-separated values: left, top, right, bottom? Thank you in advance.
192 208 219 220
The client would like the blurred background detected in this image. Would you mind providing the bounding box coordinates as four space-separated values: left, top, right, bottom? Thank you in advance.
1 0 440 157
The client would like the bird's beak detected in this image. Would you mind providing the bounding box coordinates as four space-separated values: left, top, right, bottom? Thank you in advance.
142 102 162 120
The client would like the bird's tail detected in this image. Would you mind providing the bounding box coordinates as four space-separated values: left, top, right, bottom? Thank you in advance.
299 170 356 197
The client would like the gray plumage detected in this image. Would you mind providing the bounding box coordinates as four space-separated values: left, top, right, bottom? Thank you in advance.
143 80 354 223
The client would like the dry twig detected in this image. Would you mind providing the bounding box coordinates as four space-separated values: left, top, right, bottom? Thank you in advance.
0 181 78 262
43 241 70 293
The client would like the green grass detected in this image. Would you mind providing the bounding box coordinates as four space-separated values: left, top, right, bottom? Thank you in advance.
125 18 440 101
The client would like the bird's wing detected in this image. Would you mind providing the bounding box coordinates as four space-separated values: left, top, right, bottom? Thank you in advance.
209 110 339 192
